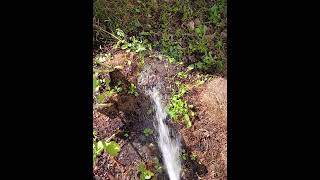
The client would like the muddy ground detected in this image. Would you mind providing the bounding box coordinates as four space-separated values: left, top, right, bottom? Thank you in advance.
93 50 227 180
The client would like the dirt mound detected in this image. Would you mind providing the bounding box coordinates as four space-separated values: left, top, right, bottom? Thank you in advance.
180 77 227 179
199 77 227 126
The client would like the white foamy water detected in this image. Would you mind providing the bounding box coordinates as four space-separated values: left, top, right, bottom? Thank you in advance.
147 88 181 180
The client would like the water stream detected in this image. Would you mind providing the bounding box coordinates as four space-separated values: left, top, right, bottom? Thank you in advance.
138 62 182 180
147 88 181 180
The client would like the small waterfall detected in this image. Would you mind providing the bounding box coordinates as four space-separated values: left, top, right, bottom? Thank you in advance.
138 62 181 180
147 88 181 180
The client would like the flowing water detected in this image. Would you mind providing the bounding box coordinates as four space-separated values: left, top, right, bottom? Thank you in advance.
147 88 181 180
138 62 181 180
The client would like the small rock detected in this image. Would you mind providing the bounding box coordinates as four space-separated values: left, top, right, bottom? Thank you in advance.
194 18 201 27
221 31 227 38
205 34 214 39
187 21 195 30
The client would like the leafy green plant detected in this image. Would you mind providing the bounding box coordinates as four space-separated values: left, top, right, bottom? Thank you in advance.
160 32 184 64
194 51 214 70
180 149 188 160
167 84 192 128
177 71 188 79
128 83 139 96
190 152 197 160
94 53 112 64
215 36 224 50
195 24 207 37
209 0 225 25
113 81 123 93
124 132 129 138
138 163 154 180
93 74 99 92
94 78 120 104
143 128 154 137
113 29 151 53
93 132 121 165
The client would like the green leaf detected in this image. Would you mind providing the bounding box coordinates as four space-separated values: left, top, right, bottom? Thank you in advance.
134 8 140 13
184 114 192 128
96 141 105 154
97 94 105 103
138 163 154 180
140 31 151 36
121 43 129 49
138 163 145 172
144 170 154 179
143 128 154 137
93 75 97 92
104 141 121 156
116 29 125 38
187 64 195 71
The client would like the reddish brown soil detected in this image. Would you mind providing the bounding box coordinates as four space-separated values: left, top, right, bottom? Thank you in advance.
180 77 227 179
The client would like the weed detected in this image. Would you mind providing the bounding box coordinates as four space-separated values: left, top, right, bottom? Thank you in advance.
93 76 119 104
138 163 154 180
93 74 99 92
93 131 121 165
113 29 151 53
194 74 214 87
209 0 225 26
128 83 139 96
124 133 129 138
161 32 183 63
94 53 112 64
114 81 123 93
167 84 192 128
94 0 227 75
177 71 188 79
180 149 188 160
190 152 197 160
180 0 193 21
143 128 154 137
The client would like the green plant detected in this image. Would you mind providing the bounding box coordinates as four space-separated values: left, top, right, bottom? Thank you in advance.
190 152 197 160
113 29 151 53
194 51 214 70
209 0 225 26
195 24 207 37
143 128 154 137
161 36 184 64
114 81 123 93
124 133 129 138
94 78 120 104
194 74 214 87
93 74 99 92
215 35 225 50
167 84 192 128
138 163 154 180
177 71 188 79
180 0 193 21
94 53 112 64
93 132 121 166
128 83 139 96
180 149 188 160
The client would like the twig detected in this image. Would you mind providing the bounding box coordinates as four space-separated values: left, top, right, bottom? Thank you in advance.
105 132 117 142
93 24 121 41
93 69 113 73
93 103 113 110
